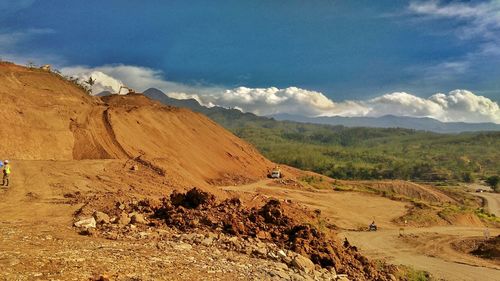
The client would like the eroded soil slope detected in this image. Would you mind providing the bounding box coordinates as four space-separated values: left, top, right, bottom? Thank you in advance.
0 62 273 188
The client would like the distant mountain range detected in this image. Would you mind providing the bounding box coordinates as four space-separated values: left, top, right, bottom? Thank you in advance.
98 88 500 133
270 113 500 133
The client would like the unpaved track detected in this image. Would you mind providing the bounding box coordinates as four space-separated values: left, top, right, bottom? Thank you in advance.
474 192 500 217
343 228 500 281
222 180 500 281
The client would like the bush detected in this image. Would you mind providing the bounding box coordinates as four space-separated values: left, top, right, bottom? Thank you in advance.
486 176 499 192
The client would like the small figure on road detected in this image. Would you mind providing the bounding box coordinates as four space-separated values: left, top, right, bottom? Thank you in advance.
2 160 11 187
484 227 490 239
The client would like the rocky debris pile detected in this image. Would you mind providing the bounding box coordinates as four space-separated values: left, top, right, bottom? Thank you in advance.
152 188 397 280
74 188 397 280
4 222 340 281
470 235 500 260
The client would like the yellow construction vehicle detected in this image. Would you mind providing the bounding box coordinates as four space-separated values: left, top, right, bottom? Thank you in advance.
117 86 135 95
269 166 283 179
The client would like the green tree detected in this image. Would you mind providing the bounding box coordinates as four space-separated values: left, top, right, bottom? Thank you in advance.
485 176 499 192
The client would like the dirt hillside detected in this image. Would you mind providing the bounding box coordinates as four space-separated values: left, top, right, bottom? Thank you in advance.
0 62 273 188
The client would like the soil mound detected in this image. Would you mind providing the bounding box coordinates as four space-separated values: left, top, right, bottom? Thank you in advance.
0 63 273 187
470 235 500 260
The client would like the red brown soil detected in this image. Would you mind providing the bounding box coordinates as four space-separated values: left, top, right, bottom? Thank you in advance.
0 62 273 189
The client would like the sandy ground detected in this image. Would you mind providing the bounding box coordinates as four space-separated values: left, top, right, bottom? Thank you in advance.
221 181 500 281
343 228 500 281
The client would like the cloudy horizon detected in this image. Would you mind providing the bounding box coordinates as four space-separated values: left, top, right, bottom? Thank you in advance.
61 64 500 124
1 0 500 123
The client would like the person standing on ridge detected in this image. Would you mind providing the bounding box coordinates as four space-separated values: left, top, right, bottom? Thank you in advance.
2 160 11 187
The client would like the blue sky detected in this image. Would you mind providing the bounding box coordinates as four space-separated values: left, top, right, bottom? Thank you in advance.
1 0 499 122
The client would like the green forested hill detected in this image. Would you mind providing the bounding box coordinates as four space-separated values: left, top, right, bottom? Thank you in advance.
231 122 499 181
143 89 500 182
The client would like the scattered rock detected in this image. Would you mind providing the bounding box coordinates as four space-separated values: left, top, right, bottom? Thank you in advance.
256 230 271 240
117 212 131 225
277 250 287 259
93 211 110 224
252 247 268 258
201 237 214 246
291 254 315 273
336 274 349 281
174 243 193 251
74 217 96 229
130 213 147 224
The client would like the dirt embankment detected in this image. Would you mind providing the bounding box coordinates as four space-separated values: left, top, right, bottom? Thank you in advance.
339 180 455 203
0 63 273 189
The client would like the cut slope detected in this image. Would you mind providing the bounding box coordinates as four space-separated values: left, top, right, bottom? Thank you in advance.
0 63 95 160
0 62 274 187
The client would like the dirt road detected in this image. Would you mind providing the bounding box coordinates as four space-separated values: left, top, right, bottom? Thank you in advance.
222 180 500 281
474 192 500 217
342 227 500 281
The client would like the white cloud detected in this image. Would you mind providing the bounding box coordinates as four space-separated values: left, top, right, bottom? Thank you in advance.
195 87 500 123
62 70 125 94
200 86 337 116
60 64 224 96
61 64 500 123
408 1 500 78
409 1 500 40
366 90 500 123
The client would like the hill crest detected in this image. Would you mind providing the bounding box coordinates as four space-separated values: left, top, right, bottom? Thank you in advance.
0 63 274 188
